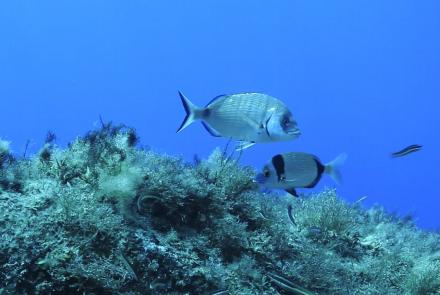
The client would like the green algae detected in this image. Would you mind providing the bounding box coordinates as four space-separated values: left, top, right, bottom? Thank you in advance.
0 124 439 295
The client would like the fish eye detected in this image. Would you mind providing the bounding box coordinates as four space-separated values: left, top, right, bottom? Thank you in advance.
263 169 270 177
281 115 291 127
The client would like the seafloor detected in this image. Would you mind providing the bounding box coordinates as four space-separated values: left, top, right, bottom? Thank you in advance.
1 124 439 295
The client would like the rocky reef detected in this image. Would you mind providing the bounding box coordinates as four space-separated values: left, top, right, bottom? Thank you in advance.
1 124 439 295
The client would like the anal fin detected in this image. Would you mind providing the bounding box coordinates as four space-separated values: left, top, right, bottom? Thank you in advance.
202 122 222 137
285 188 298 197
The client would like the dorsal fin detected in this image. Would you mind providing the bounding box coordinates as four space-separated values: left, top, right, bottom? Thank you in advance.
205 94 227 107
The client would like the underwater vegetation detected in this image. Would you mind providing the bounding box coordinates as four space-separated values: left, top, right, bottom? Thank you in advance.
0 124 439 295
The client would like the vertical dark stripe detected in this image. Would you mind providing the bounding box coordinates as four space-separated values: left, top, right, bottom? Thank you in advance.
316 159 325 175
264 115 272 138
272 154 285 181
305 158 325 188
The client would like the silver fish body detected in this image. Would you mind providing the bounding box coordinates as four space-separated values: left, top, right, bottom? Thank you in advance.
177 92 300 148
256 152 347 196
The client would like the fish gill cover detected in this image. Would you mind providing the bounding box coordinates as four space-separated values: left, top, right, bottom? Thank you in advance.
0 124 439 295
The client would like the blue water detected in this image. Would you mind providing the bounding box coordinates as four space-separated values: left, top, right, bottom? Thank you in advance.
1 1 439 228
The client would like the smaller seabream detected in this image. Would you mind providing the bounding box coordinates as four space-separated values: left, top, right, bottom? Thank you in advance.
256 152 347 197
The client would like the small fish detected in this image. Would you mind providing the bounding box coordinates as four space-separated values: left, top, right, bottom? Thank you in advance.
391 144 422 158
256 152 347 196
307 226 323 235
267 272 315 295
287 204 296 225
176 91 300 150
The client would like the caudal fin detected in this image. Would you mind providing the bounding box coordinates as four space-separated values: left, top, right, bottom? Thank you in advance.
176 91 202 133
324 153 348 185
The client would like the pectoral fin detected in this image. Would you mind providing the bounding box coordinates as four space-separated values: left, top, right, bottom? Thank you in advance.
235 141 256 151
242 116 264 131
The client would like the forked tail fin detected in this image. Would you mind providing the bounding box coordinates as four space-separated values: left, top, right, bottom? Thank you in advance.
176 91 203 133
324 153 348 185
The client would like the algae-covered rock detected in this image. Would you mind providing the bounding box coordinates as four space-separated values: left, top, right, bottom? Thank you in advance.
0 124 439 295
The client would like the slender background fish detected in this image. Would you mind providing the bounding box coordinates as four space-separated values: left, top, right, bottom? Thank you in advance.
391 144 422 158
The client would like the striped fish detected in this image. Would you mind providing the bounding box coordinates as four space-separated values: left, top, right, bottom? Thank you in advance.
391 144 422 158
256 152 347 197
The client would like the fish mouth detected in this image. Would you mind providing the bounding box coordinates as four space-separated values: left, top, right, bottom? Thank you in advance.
255 173 266 184
287 128 301 136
